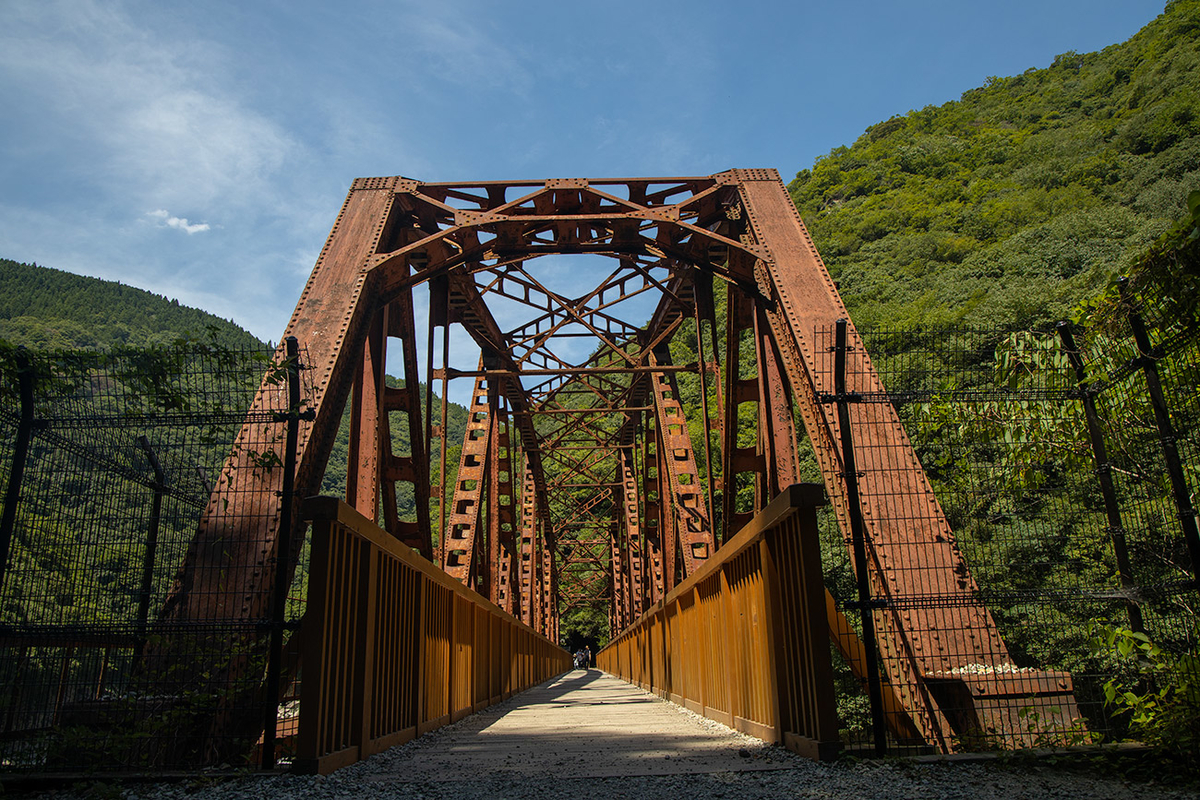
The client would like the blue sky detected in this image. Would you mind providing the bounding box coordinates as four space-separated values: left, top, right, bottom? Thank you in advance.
0 0 1170 347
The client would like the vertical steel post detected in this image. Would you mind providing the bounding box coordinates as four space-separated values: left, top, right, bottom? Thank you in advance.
1057 322 1144 632
262 337 302 770
1126 309 1200 589
0 349 35 596
830 319 888 755
135 436 167 662
692 286 718 542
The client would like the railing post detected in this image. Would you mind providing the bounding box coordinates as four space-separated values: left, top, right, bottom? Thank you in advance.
764 485 839 759
295 513 330 770
1056 322 1144 632
1125 305 1200 589
829 319 888 755
135 436 168 662
263 336 304 770
0 349 36 596
758 532 785 739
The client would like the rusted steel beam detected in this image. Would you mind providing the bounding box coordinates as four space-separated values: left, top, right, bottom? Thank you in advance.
445 365 697 378
489 403 518 612
384 288 434 559
754 304 800 502
442 374 492 586
649 349 714 578
515 405 654 415
346 303 387 522
160 170 1057 762
721 284 761 539
540 532 556 638
517 465 538 628
607 480 628 635
619 447 646 619
429 274 451 562
735 169 1071 750
480 392 500 601
149 179 400 763
641 412 665 603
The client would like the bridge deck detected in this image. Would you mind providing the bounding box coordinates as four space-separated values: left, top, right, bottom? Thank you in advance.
310 672 1182 800
355 669 796 782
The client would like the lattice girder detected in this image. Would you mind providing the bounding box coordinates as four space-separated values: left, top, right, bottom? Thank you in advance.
160 169 1060 761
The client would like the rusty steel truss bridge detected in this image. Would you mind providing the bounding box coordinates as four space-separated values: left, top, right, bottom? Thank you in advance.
154 169 1080 764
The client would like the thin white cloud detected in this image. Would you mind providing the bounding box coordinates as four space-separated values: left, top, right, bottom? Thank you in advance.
0 0 326 342
0 0 298 213
147 209 210 234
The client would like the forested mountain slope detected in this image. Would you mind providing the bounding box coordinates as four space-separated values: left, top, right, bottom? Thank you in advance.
789 0 1200 329
0 258 262 349
0 256 469 524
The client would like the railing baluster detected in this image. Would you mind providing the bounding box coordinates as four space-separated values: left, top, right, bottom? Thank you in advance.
596 484 839 760
297 497 569 774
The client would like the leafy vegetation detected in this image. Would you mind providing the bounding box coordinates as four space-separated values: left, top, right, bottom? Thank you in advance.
783 5 1200 747
3 3 1198 750
0 258 262 350
1091 625 1200 761
790 0 1200 331
0 257 473 539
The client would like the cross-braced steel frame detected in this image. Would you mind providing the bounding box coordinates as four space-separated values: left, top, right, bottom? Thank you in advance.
157 169 1077 757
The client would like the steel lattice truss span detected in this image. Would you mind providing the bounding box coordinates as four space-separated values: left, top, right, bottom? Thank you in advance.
160 169 1080 756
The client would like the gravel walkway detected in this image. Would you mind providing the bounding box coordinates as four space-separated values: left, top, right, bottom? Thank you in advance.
20 670 1199 799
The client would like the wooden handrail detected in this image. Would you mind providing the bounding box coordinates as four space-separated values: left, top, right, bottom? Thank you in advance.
597 484 840 760
296 497 569 774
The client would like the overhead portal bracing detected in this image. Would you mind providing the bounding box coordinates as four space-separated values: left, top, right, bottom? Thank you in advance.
158 169 1076 757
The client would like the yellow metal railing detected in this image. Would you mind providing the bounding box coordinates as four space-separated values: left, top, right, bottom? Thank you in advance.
598 484 839 760
297 497 569 774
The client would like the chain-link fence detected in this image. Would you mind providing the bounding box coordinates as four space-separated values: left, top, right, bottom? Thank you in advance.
817 300 1199 753
0 342 311 774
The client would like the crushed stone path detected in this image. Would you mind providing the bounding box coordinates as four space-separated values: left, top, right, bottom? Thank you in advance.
361 669 793 781
24 669 1200 800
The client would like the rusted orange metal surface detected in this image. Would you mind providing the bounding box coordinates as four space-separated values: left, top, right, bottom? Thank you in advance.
441 373 491 584
648 352 713 575
161 170 1077 760
737 174 1078 748
297 497 568 775
598 485 839 760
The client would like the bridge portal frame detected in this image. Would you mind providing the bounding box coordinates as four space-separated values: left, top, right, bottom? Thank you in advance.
156 169 1073 761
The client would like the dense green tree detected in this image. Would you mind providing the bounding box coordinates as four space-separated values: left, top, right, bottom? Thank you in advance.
0 259 262 350
790 0 1200 330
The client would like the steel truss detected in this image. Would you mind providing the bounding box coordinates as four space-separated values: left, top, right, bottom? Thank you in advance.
159 169 1074 757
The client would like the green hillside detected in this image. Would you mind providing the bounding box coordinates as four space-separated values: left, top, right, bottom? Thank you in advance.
0 258 262 349
4 0 1196 607
789 0 1200 329
0 256 471 539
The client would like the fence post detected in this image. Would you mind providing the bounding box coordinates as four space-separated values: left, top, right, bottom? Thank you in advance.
1056 322 1145 632
1125 308 1200 589
263 336 305 770
135 436 168 661
828 319 888 755
0 349 36 596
